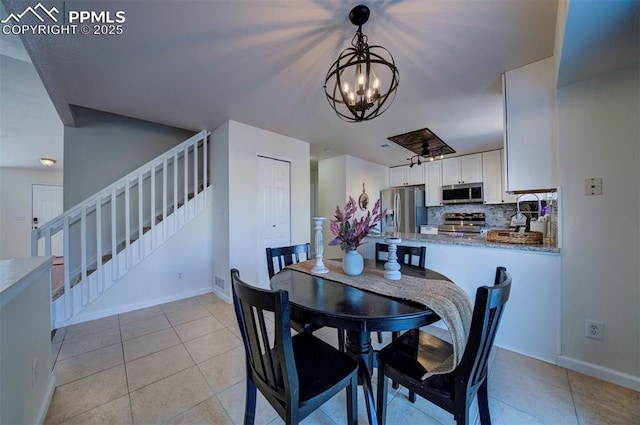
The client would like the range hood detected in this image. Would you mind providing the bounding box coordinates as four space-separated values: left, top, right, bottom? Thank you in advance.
387 127 456 159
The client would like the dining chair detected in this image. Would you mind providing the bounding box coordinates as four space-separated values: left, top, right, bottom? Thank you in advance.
375 266 512 425
266 243 345 351
375 243 426 268
374 243 427 344
231 269 358 425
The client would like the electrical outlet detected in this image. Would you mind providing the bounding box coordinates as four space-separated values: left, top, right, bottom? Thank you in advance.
585 320 604 341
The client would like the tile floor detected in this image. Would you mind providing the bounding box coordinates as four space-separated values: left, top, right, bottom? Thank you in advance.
46 293 640 425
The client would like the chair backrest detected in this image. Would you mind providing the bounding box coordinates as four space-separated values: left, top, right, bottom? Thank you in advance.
231 269 299 407
457 268 512 392
375 243 426 268
266 243 311 278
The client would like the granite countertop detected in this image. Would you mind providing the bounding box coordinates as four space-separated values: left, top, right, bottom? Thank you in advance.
368 232 560 254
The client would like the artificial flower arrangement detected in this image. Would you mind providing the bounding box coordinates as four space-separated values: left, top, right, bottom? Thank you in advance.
329 196 385 251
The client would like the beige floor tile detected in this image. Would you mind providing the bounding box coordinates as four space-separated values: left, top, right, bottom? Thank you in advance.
216 380 279 425
166 397 234 425
123 327 180 362
487 396 546 425
488 364 578 424
57 326 121 360
44 365 128 425
120 313 171 341
268 408 338 425
164 302 211 326
184 328 242 364
160 297 202 314
383 395 447 425
52 327 67 344
51 340 63 365
391 385 457 425
194 292 226 305
126 344 194 392
569 371 640 424
118 305 164 325
173 315 226 342
495 347 569 390
204 301 235 317
55 343 124 386
318 381 379 425
64 315 119 339
58 395 133 425
130 366 212 424
198 346 246 393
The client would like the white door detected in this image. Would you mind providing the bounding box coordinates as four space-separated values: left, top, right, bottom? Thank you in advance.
32 184 63 256
258 156 291 283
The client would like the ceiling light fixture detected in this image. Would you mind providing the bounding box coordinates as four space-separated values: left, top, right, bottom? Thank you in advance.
38 157 56 166
324 4 399 122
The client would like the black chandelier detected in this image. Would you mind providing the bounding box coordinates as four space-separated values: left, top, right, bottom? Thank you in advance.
324 5 400 122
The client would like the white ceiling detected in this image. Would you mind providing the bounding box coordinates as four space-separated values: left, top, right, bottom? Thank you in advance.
2 0 562 168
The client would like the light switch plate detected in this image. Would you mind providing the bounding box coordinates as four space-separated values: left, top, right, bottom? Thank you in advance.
585 178 602 196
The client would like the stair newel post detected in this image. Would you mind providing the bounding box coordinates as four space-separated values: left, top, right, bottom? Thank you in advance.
81 205 89 305
125 179 131 269
138 173 144 261
162 157 168 242
31 229 38 256
173 151 179 233
183 145 188 224
63 216 72 319
44 227 51 256
111 186 118 281
193 139 198 217
96 195 104 294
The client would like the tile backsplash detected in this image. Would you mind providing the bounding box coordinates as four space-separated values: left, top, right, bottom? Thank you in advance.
426 193 559 245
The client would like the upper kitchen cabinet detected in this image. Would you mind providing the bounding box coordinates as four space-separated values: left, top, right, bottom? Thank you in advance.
503 56 558 192
424 160 443 206
389 164 424 187
441 153 483 185
482 149 518 204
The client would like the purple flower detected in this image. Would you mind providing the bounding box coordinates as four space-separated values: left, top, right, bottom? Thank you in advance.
329 196 385 251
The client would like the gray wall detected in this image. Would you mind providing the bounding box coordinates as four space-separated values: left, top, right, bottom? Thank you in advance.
63 108 195 208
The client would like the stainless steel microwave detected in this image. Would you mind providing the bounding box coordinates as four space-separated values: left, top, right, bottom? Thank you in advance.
442 183 483 204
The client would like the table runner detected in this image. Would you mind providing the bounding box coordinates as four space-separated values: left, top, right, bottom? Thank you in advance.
285 259 473 378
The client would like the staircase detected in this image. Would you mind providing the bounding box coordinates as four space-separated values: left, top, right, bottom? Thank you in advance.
31 131 211 329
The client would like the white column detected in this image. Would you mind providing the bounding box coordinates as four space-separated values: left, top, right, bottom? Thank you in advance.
311 217 329 273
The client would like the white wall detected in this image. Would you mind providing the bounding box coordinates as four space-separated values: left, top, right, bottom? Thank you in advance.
75 204 214 321
210 120 311 294
0 168 63 259
557 65 639 386
63 107 194 208
318 155 389 259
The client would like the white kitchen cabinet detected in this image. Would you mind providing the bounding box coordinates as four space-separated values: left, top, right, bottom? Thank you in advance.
442 153 483 185
424 161 442 206
503 56 557 192
389 164 424 186
482 150 519 204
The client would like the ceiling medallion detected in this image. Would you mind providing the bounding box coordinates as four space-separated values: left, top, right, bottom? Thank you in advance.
324 5 400 122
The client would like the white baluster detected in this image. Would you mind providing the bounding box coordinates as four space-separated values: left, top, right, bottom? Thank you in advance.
311 217 329 274
384 237 402 280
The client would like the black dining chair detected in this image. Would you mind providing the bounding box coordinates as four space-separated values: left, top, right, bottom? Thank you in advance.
266 243 345 351
231 269 358 425
375 266 512 425
374 243 427 344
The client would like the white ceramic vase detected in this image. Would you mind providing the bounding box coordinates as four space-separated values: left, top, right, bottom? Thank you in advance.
343 249 364 276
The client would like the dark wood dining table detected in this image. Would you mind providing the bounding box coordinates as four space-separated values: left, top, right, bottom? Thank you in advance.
270 259 451 425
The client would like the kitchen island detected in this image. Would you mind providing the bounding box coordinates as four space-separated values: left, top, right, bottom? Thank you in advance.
361 233 561 365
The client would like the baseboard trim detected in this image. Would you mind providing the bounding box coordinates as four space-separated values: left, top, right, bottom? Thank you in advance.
57 286 214 327
212 286 231 304
37 374 56 425
556 355 640 391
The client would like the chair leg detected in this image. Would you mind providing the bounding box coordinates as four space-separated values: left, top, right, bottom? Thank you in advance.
376 364 389 425
377 331 384 343
409 390 416 403
338 329 345 352
244 377 257 425
477 379 491 425
346 374 358 425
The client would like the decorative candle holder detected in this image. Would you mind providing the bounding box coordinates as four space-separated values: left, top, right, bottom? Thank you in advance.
311 217 329 274
384 237 402 280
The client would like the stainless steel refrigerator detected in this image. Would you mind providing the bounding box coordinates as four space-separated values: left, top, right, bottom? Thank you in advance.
380 186 427 234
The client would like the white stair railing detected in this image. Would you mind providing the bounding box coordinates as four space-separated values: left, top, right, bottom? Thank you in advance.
31 131 211 329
